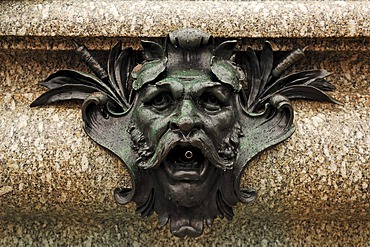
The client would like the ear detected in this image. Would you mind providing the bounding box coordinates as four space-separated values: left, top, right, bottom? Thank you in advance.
234 94 295 198
82 92 137 203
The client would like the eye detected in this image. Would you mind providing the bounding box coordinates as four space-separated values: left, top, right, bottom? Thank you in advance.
199 93 222 111
150 93 173 111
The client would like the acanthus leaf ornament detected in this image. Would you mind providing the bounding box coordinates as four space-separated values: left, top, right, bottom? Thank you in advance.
31 28 340 238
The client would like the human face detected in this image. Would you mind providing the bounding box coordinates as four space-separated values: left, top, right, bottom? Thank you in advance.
132 70 239 206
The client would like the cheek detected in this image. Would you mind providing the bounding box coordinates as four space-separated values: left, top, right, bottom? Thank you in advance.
133 107 171 145
202 108 237 133
200 108 238 146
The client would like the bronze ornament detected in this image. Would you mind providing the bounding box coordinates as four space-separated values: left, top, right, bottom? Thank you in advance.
31 28 339 238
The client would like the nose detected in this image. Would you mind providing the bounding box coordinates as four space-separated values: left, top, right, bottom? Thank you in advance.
170 100 201 134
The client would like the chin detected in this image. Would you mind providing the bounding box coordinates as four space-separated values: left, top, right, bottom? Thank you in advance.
156 143 220 207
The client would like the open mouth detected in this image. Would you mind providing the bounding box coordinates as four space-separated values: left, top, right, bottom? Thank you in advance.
164 144 208 181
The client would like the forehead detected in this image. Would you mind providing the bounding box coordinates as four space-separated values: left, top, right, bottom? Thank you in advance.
155 70 223 92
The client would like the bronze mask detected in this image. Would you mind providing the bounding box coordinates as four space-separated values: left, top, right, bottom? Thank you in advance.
31 28 339 237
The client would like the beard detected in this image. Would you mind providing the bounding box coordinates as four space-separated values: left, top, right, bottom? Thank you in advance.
129 121 243 171
125 121 243 237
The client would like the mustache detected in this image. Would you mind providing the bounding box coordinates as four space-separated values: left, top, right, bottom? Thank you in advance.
137 129 233 171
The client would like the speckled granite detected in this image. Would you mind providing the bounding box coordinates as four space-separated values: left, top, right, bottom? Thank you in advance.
1 47 370 95
0 90 368 209
0 92 369 244
1 1 370 38
0 213 369 245
1 0 370 245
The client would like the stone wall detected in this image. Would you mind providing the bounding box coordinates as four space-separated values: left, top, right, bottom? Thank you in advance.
1 1 369 245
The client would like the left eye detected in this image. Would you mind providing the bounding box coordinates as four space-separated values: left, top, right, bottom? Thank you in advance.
199 93 222 111
150 93 173 110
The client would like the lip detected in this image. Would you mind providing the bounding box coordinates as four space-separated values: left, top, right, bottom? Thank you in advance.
164 144 208 181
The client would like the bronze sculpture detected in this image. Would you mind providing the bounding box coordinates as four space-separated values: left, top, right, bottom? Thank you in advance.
31 28 339 237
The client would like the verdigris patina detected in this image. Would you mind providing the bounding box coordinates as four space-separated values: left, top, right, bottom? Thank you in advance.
31 28 339 237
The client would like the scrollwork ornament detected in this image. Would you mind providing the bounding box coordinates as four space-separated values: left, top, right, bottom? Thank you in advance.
31 28 340 238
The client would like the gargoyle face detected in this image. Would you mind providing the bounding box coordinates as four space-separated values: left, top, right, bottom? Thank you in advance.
127 70 244 237
31 27 339 238
131 70 240 207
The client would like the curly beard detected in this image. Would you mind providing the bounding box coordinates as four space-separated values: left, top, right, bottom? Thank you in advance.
121 121 243 237
128 121 243 170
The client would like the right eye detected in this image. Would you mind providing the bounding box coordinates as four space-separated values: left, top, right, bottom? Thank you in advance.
149 93 173 111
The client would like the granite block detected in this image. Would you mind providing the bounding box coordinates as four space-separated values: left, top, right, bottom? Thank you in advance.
1 1 369 38
0 92 368 220
0 213 369 246
1 48 369 94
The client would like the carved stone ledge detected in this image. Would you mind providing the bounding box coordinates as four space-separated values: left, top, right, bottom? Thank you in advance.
1 1 369 38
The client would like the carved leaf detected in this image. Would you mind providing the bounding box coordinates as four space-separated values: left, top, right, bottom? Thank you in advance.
132 59 167 90
136 189 155 217
108 41 125 100
81 92 136 176
216 191 234 220
114 48 134 103
30 84 98 107
274 85 341 103
141 40 165 60
114 187 134 205
211 59 242 91
262 69 332 97
242 44 339 112
214 40 237 60
245 47 262 108
259 41 274 91
40 70 109 92
309 77 336 91
32 70 124 108
32 43 137 113
235 95 295 185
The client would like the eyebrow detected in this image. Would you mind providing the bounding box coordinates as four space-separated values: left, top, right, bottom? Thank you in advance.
141 80 184 100
148 78 226 99
190 80 222 93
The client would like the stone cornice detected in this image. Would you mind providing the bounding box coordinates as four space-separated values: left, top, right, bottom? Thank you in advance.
1 1 369 38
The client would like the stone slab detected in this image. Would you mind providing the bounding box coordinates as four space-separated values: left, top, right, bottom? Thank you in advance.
1 1 370 38
1 48 369 94
0 92 368 220
0 213 369 246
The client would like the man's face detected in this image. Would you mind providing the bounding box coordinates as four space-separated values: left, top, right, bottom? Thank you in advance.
132 70 239 207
